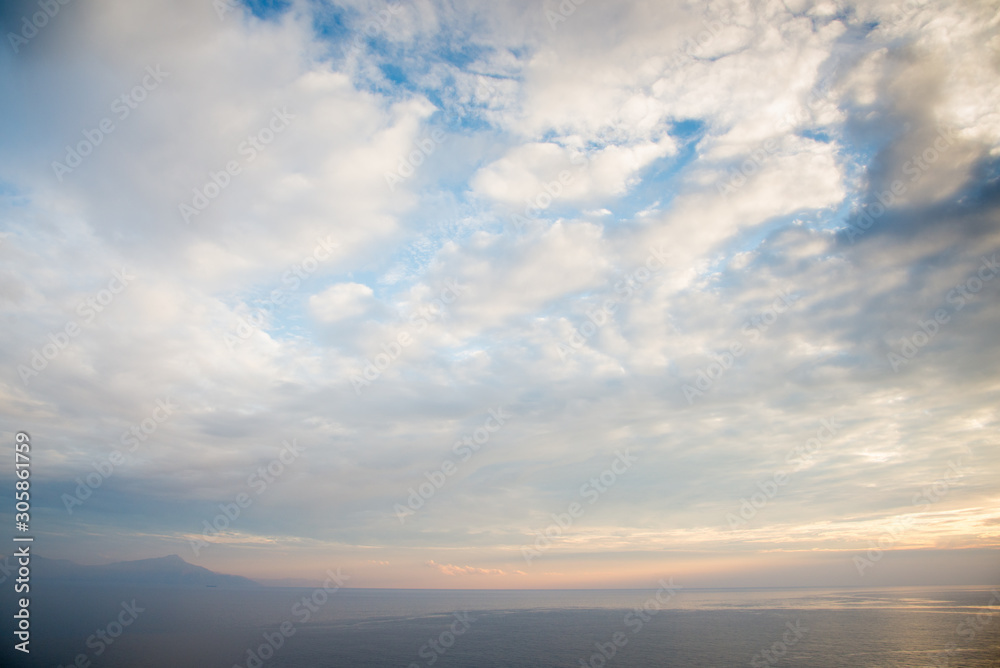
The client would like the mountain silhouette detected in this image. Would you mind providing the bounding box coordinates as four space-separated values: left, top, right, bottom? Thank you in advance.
1 553 259 587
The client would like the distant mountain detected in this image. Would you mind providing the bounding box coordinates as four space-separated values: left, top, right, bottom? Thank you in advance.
2 553 259 587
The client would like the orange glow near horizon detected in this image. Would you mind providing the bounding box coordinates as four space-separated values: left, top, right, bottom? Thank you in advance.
188 545 1000 590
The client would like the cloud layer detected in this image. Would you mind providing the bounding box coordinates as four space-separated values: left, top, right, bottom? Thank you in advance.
0 0 998 587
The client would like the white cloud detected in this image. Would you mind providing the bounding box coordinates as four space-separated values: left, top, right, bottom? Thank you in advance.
310 282 375 322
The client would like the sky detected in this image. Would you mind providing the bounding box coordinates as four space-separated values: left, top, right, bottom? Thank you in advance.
0 0 998 589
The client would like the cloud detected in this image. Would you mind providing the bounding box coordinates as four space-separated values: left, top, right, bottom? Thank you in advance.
310 282 375 322
471 137 677 206
427 560 521 577
1 0 998 587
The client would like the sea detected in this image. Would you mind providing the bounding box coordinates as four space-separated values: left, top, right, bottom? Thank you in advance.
2 584 997 667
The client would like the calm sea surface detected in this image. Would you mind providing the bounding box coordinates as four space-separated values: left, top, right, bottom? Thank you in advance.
2 585 997 667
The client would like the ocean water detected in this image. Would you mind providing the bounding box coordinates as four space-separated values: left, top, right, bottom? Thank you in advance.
2 584 997 667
